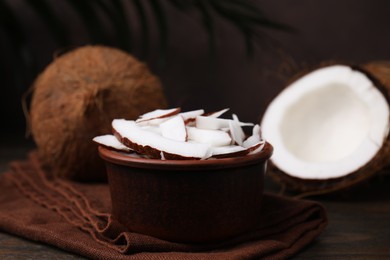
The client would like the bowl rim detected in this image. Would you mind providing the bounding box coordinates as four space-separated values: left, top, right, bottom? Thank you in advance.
98 142 273 171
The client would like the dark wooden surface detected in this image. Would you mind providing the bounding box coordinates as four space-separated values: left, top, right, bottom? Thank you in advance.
1 137 390 259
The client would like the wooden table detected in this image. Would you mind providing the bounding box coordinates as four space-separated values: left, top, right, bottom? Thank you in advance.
1 137 389 259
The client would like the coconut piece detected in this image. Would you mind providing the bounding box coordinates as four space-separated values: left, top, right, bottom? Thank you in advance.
136 108 180 123
261 64 390 195
113 119 212 160
211 141 265 158
229 115 245 146
232 114 240 122
30 46 167 181
196 116 254 130
243 124 262 148
93 134 133 152
159 115 187 142
205 108 230 118
196 116 227 130
211 145 247 158
136 117 173 126
248 141 266 155
180 109 205 125
140 125 162 135
186 127 232 147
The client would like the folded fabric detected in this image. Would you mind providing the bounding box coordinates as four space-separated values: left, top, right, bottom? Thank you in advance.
0 152 327 259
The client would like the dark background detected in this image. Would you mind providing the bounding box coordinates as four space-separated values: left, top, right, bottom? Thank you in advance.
1 0 390 141
1 2 390 258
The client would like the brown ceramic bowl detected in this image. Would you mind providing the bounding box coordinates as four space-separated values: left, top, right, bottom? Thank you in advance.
98 142 273 243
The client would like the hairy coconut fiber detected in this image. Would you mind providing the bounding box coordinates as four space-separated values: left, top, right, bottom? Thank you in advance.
30 46 167 182
268 62 390 197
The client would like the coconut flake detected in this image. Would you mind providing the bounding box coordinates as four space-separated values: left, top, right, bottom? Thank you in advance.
243 124 262 148
180 109 204 124
196 116 254 130
137 117 172 126
211 145 247 158
229 119 245 146
96 108 266 160
187 127 232 147
248 141 266 155
136 108 180 123
93 134 133 152
113 119 212 159
206 108 230 118
159 115 187 142
140 125 162 135
211 141 265 158
232 114 254 127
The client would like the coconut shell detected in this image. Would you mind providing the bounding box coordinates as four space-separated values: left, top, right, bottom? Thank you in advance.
30 46 167 182
267 62 390 197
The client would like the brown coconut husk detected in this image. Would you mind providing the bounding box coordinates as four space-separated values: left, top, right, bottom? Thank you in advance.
30 46 167 182
267 62 390 197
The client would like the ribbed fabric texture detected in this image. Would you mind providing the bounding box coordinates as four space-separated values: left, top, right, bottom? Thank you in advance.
0 152 327 259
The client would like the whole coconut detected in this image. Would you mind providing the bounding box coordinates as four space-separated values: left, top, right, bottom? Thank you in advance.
30 46 167 182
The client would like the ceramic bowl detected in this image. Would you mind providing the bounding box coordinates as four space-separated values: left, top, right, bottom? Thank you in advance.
98 142 273 243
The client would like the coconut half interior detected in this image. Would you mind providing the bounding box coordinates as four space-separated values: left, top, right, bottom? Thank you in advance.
261 65 390 180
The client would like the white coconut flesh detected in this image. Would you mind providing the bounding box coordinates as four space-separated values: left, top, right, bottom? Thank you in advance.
196 116 254 130
211 145 246 156
113 119 212 159
136 107 180 123
98 108 266 160
208 108 230 118
180 109 204 122
243 125 262 148
160 115 187 142
140 125 162 134
230 114 246 146
261 65 390 180
187 127 232 147
93 134 133 152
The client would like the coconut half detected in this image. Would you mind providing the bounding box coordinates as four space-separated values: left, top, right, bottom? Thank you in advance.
261 64 390 194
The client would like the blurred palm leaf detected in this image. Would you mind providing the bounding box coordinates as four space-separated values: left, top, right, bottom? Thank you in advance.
0 0 36 90
171 0 293 56
0 0 291 80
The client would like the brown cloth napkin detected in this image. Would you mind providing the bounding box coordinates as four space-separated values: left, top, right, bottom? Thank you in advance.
0 152 327 259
